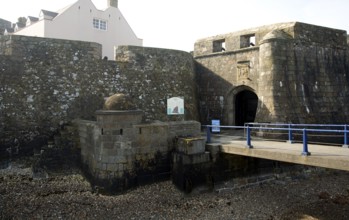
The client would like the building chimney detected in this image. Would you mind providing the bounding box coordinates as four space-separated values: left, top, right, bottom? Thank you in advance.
108 0 118 8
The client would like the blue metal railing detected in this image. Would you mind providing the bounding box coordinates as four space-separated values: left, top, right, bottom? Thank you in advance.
245 123 349 146
204 123 349 156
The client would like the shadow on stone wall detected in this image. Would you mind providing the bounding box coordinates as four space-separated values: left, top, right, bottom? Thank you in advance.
195 61 272 126
0 36 199 159
67 94 105 121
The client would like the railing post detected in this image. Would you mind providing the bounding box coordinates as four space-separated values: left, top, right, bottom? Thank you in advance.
301 129 311 156
343 125 349 148
206 126 211 143
287 124 293 144
246 125 253 148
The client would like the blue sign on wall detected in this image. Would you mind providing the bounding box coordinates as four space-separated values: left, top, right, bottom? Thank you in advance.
211 119 220 133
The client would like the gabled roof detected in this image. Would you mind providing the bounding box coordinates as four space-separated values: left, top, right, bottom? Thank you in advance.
27 16 39 22
40 10 59 20
0 18 11 29
4 27 14 34
0 19 10 35
26 16 39 26
16 22 26 29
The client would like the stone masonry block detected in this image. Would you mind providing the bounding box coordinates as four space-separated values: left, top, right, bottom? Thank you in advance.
108 156 115 163
107 163 118 172
97 170 108 180
115 156 128 164
114 171 123 178
118 164 124 171
174 152 211 165
101 141 115 149
192 152 211 164
177 137 206 155
100 155 109 163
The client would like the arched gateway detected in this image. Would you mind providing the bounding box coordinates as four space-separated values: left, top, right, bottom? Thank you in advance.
225 86 258 126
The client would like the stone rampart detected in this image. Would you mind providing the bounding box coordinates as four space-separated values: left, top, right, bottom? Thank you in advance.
0 35 199 155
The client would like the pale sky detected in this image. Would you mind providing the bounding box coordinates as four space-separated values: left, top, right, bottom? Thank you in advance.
0 0 348 52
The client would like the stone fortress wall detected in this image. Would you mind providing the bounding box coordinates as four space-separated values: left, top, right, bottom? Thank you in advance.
0 35 199 155
195 22 349 125
2 22 349 192
3 22 349 153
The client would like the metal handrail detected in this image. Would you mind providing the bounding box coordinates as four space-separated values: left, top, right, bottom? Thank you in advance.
245 122 347 128
203 123 349 156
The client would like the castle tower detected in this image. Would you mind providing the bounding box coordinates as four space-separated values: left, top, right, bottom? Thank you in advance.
108 0 118 8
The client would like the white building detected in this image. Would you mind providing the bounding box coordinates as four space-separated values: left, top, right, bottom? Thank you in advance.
13 0 142 59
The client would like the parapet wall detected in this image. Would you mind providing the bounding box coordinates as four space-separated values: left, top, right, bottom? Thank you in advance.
0 35 102 59
194 22 347 57
0 35 199 155
78 110 201 192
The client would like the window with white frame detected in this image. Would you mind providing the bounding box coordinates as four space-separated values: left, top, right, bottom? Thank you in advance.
93 18 107 30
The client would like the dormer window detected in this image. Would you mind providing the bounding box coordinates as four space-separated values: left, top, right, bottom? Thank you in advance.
93 18 107 30
39 10 58 20
26 16 39 26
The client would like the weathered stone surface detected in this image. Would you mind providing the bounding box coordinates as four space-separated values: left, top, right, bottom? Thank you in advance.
195 22 349 125
79 109 201 193
176 137 206 155
0 35 199 155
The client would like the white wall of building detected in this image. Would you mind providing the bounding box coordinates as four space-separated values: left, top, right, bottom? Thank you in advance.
15 0 142 59
15 20 46 37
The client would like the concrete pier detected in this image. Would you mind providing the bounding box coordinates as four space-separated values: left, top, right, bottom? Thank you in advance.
212 139 349 172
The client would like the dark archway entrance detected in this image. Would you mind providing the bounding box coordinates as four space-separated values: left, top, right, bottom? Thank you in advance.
235 90 258 126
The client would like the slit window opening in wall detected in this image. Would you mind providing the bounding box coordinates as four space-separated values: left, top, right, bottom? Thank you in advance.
101 128 104 135
139 128 142 134
213 39 226 52
120 129 123 135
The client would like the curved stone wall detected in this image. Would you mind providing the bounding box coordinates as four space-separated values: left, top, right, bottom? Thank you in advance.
0 35 199 155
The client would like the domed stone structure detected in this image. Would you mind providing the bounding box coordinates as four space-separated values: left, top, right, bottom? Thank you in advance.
103 93 136 110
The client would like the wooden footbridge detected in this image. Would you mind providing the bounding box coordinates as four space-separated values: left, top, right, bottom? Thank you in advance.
205 123 349 171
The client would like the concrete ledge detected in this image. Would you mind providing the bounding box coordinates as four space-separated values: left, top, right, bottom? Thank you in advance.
220 140 349 172
177 137 206 155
